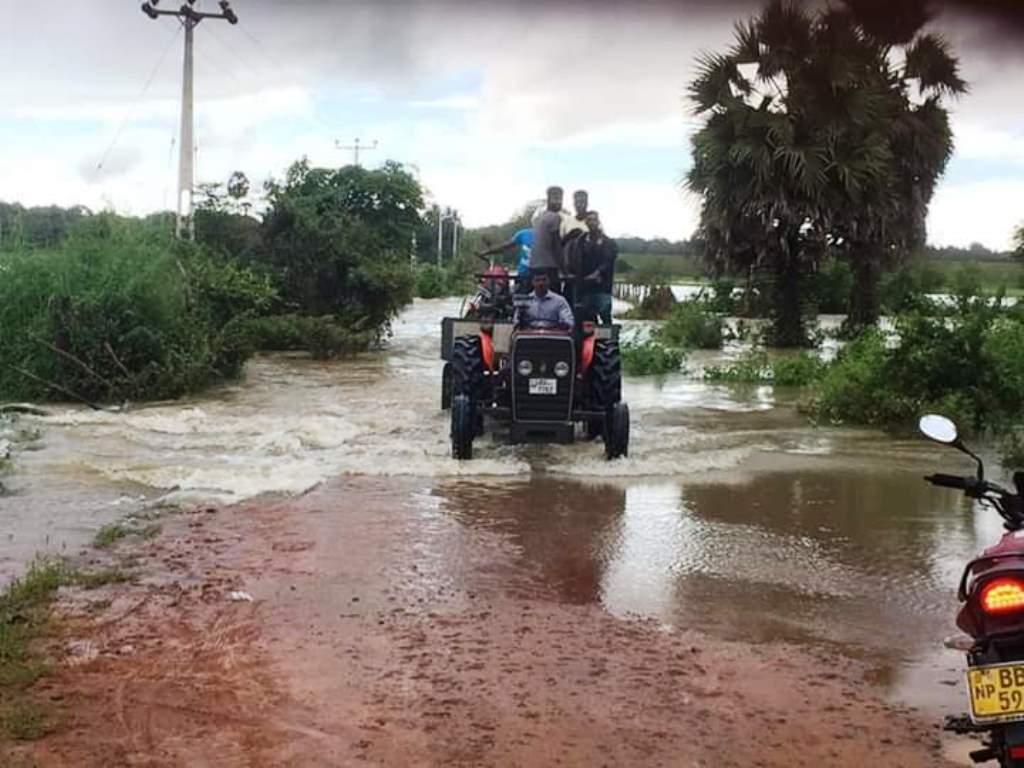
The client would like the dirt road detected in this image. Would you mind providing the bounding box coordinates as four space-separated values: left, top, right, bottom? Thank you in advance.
12 478 958 767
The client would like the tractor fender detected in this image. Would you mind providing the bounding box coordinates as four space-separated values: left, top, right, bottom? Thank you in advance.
480 331 495 370
579 334 597 374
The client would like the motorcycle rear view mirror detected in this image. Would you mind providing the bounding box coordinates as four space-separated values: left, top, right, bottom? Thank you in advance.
919 414 958 445
919 413 986 482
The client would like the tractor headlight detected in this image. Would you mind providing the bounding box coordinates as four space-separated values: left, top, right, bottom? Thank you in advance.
517 359 533 376
554 361 570 378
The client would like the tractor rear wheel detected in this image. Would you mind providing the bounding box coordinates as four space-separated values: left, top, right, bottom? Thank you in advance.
451 394 475 460
604 402 630 460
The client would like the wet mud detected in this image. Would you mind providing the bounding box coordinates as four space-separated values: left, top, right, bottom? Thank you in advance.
13 478 959 767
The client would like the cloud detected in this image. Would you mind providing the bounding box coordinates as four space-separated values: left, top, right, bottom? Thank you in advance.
927 179 1024 250
0 0 1021 247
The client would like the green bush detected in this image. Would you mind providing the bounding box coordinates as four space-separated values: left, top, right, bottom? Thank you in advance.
805 301 1024 432
0 219 274 403
703 348 826 385
880 263 944 314
415 264 470 299
657 300 724 349
259 161 420 338
772 353 828 386
703 349 771 383
245 315 376 359
621 338 687 376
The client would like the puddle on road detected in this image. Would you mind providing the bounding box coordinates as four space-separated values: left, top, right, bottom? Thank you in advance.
427 465 1000 729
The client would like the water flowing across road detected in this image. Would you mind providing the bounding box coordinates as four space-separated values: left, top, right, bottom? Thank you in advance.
0 297 1011 740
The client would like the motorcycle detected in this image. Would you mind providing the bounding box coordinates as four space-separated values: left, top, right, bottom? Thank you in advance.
920 414 1024 765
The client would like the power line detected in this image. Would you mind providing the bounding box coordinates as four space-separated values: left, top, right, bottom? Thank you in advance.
92 25 181 180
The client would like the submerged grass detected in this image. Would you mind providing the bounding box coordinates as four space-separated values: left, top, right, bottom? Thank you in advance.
93 520 161 549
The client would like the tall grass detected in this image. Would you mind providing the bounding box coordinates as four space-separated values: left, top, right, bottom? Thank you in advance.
0 217 273 403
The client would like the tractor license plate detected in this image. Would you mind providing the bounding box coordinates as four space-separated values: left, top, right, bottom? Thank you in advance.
967 662 1024 723
528 378 557 395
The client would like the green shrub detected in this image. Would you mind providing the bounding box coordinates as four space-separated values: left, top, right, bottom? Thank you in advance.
621 338 687 376
0 221 275 404
703 349 771 383
772 353 829 386
245 315 376 359
805 302 1024 433
415 264 470 299
880 263 944 314
657 300 724 349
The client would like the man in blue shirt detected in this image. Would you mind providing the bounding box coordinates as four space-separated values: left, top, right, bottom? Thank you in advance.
477 228 534 293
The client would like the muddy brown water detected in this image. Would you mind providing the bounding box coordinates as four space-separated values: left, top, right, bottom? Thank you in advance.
0 297 1015 743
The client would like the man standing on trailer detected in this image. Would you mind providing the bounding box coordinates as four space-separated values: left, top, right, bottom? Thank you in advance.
529 186 565 285
577 211 618 325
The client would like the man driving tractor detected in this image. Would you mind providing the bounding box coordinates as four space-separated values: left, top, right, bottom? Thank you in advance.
515 271 574 329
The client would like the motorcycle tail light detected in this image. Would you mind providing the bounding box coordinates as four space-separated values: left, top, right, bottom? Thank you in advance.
981 578 1024 614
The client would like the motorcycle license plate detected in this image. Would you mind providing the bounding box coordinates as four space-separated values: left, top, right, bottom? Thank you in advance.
528 378 557 395
967 662 1024 723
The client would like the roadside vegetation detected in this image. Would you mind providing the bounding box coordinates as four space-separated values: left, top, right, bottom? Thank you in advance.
0 559 132 742
0 160 434 404
620 337 687 376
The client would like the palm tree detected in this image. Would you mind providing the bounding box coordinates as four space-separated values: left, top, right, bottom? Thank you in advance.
686 0 965 342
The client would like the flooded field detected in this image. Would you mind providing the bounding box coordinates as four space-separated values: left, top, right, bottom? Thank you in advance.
1 297 1013 737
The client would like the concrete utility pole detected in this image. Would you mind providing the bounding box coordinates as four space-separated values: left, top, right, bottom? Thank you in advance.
141 0 239 240
335 138 379 168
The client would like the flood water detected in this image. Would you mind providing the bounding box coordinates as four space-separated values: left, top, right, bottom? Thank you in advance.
1 296 1016 732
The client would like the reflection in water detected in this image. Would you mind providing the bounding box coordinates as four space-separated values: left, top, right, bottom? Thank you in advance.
431 465 997 717
435 479 626 604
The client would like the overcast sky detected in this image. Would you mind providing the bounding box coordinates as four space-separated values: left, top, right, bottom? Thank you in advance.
1 0 1022 248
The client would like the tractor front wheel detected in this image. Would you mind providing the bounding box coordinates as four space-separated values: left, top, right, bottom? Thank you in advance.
590 340 622 409
451 394 475 460
604 402 630 460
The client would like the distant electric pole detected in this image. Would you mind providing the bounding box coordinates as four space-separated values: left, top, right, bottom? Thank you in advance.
335 138 379 167
141 0 239 241
436 207 460 264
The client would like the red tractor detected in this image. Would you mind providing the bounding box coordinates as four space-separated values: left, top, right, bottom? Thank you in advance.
440 265 629 461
